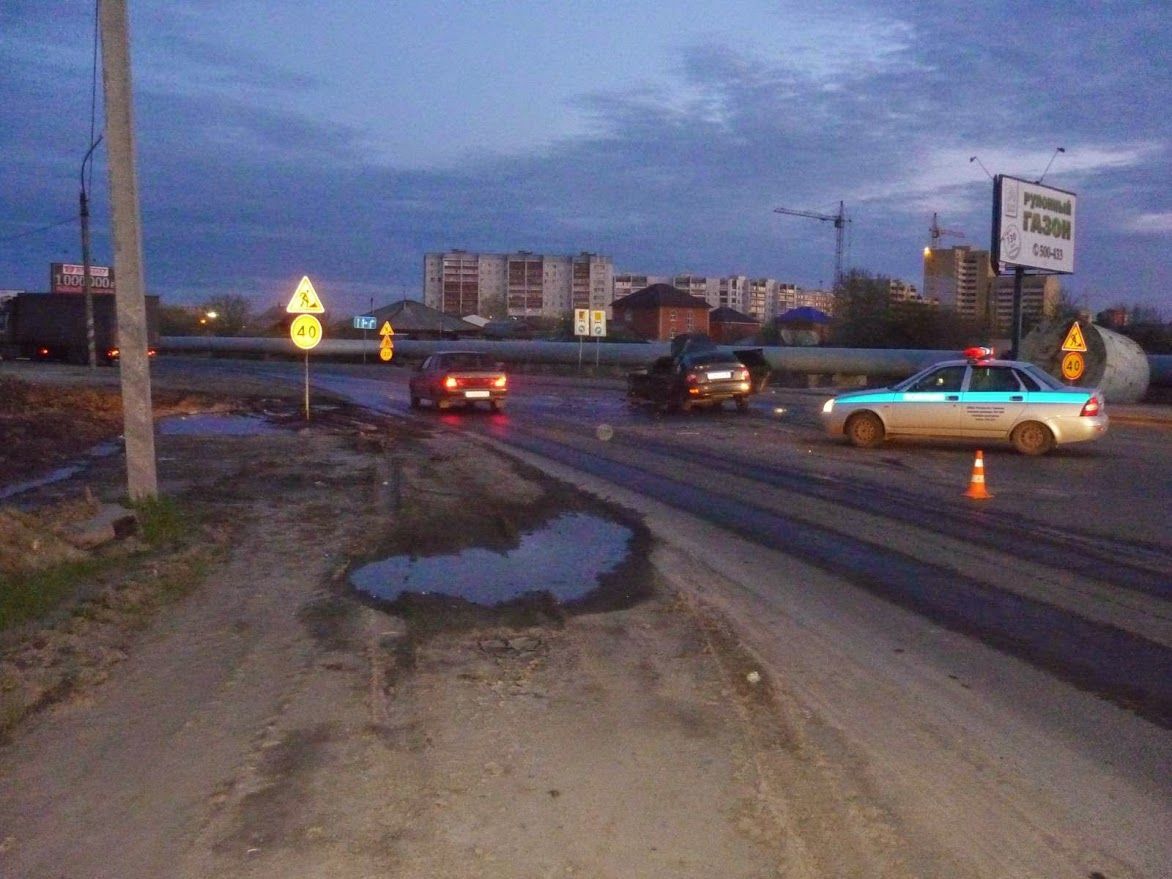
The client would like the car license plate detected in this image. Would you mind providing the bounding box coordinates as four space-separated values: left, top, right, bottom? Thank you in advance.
464 390 490 399
708 370 732 380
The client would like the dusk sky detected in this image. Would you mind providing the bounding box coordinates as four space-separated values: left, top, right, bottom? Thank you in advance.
2 1 1169 318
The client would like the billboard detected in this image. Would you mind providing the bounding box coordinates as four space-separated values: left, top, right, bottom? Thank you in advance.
991 176 1076 274
50 262 116 294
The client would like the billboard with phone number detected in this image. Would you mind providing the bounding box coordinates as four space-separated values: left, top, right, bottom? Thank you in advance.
991 175 1076 274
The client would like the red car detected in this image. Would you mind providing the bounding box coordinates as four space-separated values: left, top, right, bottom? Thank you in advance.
408 351 508 411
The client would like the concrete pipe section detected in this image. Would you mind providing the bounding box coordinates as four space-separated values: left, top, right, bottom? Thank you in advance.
1021 320 1151 404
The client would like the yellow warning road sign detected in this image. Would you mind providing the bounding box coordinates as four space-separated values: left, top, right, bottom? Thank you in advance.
286 276 325 314
290 314 323 350
378 330 394 362
1061 351 1085 381
1061 321 1087 352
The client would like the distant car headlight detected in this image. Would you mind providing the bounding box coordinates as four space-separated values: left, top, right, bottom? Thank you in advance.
822 399 835 414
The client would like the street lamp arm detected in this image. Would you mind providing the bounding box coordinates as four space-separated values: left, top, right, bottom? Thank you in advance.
80 135 104 191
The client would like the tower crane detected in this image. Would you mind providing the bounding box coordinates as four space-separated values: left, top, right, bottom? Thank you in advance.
773 201 849 290
927 212 965 251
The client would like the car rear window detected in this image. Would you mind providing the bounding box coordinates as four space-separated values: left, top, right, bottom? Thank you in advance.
441 354 492 369
684 353 740 368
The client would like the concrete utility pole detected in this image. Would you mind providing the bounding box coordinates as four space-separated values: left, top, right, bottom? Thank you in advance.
99 0 157 500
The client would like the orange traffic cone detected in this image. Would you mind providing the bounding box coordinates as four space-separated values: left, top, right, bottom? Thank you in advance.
964 450 992 499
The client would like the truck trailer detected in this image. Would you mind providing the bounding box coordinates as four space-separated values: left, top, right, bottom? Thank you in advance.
0 292 160 365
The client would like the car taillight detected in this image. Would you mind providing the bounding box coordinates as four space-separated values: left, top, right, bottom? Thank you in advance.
107 348 120 359
492 375 507 389
685 372 700 384
734 368 749 381
36 347 50 357
1080 396 1101 417
443 375 459 390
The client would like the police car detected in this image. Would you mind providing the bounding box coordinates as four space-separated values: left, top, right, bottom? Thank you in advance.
820 347 1109 455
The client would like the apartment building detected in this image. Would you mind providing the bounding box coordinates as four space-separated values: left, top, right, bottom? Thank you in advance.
989 274 1061 335
923 244 1058 332
889 279 922 303
424 251 613 318
923 245 992 316
427 251 856 322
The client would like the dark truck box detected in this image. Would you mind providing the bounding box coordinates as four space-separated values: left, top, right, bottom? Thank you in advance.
0 293 160 365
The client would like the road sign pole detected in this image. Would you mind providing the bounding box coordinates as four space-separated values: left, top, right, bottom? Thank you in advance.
304 351 310 420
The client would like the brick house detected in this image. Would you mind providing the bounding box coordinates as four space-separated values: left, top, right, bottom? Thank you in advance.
611 283 710 341
708 306 760 344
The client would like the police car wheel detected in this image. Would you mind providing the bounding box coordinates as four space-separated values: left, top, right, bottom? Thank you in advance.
846 412 885 448
1012 421 1054 456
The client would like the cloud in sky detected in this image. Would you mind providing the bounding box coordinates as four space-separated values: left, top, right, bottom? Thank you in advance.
1 1 1169 317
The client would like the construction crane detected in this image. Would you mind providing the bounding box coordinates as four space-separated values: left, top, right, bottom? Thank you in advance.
923 213 966 306
773 201 848 290
927 212 965 252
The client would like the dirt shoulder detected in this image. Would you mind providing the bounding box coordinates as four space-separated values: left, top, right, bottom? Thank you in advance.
0 365 807 878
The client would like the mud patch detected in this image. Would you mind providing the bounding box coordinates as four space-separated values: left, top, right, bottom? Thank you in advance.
349 511 633 605
214 724 336 855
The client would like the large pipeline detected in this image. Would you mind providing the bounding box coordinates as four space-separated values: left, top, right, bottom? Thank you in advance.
162 336 1171 392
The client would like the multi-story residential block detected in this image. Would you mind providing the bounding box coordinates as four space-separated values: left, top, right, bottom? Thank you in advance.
425 251 866 324
793 288 836 315
424 251 613 318
923 244 1058 332
989 274 1060 335
613 273 669 300
923 245 993 316
672 275 716 306
889 279 922 303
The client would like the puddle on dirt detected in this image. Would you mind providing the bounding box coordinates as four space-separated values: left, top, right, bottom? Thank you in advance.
0 441 122 502
350 512 634 607
158 413 280 436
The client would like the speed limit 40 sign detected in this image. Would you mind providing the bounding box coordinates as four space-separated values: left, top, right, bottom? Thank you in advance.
290 314 323 350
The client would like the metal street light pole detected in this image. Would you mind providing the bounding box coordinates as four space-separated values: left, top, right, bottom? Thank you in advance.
80 136 103 368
